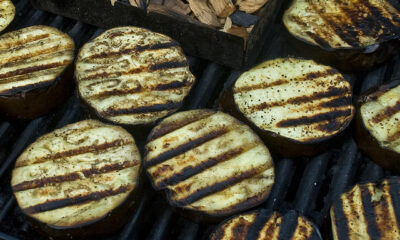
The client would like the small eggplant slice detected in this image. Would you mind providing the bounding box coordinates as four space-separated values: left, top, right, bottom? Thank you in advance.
11 120 141 239
330 177 400 240
220 58 354 158
75 26 195 128
355 80 400 172
283 0 400 72
210 209 322 240
144 109 275 222
0 25 75 119
0 0 15 32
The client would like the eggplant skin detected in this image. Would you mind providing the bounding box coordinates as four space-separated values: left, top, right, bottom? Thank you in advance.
75 26 195 126
220 58 354 158
330 177 400 240
210 209 322 240
0 0 15 32
355 80 400 173
144 109 275 222
11 120 142 239
283 0 400 72
0 25 75 119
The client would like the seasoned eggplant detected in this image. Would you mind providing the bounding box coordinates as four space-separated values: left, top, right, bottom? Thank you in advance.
0 25 75 119
0 0 14 32
355 80 400 172
144 109 275 222
219 58 354 158
331 177 400 240
11 120 141 239
75 26 195 128
210 209 322 240
283 0 400 72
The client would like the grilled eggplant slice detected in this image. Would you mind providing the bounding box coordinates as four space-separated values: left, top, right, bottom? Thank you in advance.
331 177 400 240
75 26 195 128
220 58 354 158
283 0 400 72
0 0 14 32
144 109 275 222
11 120 141 239
0 25 75 119
355 80 400 172
210 209 322 240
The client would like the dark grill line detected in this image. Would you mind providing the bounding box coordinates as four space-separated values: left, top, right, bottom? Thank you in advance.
332 199 350 240
22 185 132 214
276 109 352 127
100 101 182 117
371 101 400 123
0 60 70 79
0 79 53 95
376 184 395 239
244 210 272 240
13 160 139 192
145 129 230 168
16 139 132 168
319 96 352 108
0 33 50 50
360 185 382 239
149 60 188 71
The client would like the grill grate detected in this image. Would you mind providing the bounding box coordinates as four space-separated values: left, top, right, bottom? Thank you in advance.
0 0 399 239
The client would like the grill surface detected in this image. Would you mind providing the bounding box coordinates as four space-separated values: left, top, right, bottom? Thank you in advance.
0 0 399 239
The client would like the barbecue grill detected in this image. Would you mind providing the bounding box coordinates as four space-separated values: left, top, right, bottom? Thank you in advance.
0 0 399 239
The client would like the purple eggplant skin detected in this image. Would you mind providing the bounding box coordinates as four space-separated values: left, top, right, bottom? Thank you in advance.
0 64 75 120
355 80 400 173
219 84 352 159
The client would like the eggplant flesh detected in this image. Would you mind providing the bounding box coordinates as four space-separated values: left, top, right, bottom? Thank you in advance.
11 120 141 238
144 109 275 222
356 80 400 172
0 0 15 32
220 58 354 158
210 209 322 240
75 26 195 126
283 0 400 72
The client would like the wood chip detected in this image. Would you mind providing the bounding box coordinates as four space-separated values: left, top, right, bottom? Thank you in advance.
187 0 221 27
236 0 269 14
110 0 117 6
222 17 248 41
164 0 191 15
209 0 236 18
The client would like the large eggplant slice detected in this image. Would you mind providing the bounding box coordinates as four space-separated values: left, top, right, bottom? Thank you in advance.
220 58 354 158
210 209 322 240
11 120 141 239
283 0 400 72
355 80 400 172
0 0 14 32
0 25 75 119
331 177 400 240
144 109 275 222
75 26 195 128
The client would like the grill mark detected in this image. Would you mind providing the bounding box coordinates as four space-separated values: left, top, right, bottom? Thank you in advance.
363 1 397 34
234 69 338 93
145 128 230 168
244 210 271 240
333 198 350 240
371 101 400 123
12 160 138 192
305 31 332 49
248 87 349 112
388 179 400 232
0 33 50 50
276 109 352 127
261 212 281 239
360 185 382 239
375 183 397 239
0 60 70 79
231 218 249 239
149 60 188 71
16 139 132 168
100 101 182 117
386 0 400 12
387 130 400 142
319 96 352 108
86 41 180 59
0 79 53 95
155 145 256 188
22 185 132 214
172 168 262 206
148 111 215 141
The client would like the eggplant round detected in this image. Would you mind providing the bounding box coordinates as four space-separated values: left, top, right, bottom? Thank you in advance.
144 109 275 223
0 25 75 119
355 80 400 173
210 209 322 240
330 177 400 240
11 120 142 239
283 0 400 72
219 58 354 158
0 0 15 32
75 26 195 128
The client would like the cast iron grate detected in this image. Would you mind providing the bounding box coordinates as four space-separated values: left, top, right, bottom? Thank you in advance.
0 0 399 239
